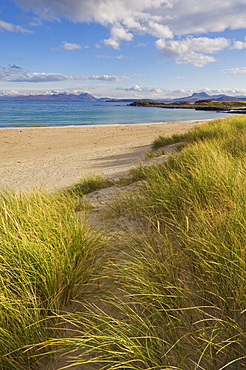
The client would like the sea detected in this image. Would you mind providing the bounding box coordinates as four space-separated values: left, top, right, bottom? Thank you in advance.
0 100 231 128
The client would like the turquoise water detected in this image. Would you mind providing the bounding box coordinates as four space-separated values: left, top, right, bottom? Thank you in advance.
0 101 230 127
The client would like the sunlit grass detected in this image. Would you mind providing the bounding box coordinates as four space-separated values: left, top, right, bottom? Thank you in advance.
152 115 246 149
65 165 149 198
64 174 115 197
2 115 246 369
0 189 106 369
43 115 246 369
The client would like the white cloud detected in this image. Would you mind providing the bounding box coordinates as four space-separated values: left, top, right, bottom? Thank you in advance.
159 0 246 35
13 1 246 64
27 16 42 27
116 85 246 99
102 38 120 49
12 73 130 83
111 27 133 41
146 20 173 38
117 85 165 93
15 1 246 35
89 74 130 81
220 67 246 74
96 54 131 59
0 66 28 80
202 87 246 96
12 73 79 82
156 37 229 66
231 37 246 49
0 67 130 82
2 87 246 99
176 52 216 67
156 37 230 56
0 19 32 33
102 26 133 49
15 1 172 23
168 76 185 80
51 41 82 50
136 43 146 47
0 90 23 96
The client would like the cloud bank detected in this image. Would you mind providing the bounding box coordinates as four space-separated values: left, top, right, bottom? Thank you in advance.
15 0 246 35
116 85 246 99
0 67 130 82
1 86 246 100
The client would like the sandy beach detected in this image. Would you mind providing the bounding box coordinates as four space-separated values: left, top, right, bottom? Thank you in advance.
0 120 205 191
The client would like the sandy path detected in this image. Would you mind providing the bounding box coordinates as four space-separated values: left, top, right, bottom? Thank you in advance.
0 120 204 191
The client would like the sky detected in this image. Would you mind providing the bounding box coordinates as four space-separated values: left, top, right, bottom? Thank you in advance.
0 0 246 99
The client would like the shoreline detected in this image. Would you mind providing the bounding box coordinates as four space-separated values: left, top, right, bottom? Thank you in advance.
0 118 209 130
0 120 206 191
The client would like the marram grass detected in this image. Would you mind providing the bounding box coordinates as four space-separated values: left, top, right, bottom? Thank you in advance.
152 114 246 149
41 116 246 369
0 189 106 369
2 115 246 369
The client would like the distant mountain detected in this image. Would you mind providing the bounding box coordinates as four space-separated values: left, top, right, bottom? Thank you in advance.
0 91 245 103
171 92 246 103
0 93 136 102
0 93 98 102
174 92 211 101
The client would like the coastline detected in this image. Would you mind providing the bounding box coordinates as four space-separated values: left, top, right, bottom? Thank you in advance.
0 120 206 191
0 118 208 129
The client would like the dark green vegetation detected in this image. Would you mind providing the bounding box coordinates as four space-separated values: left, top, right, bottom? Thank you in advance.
129 99 246 113
1 115 246 369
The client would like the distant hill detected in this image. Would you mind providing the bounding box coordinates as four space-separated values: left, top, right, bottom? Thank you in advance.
171 92 246 103
0 91 245 102
129 98 246 114
0 93 98 102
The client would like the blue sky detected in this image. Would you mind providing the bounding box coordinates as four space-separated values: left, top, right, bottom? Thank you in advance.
0 0 246 99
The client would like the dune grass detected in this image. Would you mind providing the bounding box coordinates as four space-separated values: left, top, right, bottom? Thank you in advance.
152 115 246 149
65 174 115 197
64 166 149 199
0 189 106 369
2 115 246 369
41 115 246 369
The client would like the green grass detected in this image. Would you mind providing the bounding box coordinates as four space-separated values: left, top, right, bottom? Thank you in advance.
64 174 115 197
42 115 246 369
64 167 149 200
2 115 246 369
118 164 148 184
152 115 246 149
146 148 166 158
0 189 106 369
194 100 246 107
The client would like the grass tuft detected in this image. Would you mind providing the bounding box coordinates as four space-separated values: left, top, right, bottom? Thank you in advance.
64 175 115 197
